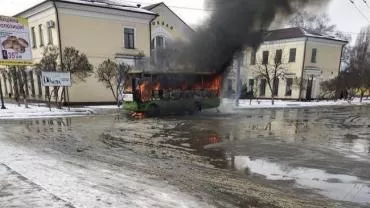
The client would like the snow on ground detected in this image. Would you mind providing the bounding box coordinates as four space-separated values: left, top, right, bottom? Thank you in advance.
0 129 213 208
221 98 370 110
0 103 94 120
86 105 119 109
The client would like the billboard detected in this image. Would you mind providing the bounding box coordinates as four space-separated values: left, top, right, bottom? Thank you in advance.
41 72 72 87
0 15 32 66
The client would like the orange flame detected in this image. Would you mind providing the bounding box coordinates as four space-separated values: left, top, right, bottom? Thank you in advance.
136 75 222 101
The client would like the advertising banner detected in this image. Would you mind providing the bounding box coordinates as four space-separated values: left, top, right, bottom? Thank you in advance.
41 71 72 87
0 15 32 66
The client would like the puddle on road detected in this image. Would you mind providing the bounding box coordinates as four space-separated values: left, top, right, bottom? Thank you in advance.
233 156 370 204
171 106 370 205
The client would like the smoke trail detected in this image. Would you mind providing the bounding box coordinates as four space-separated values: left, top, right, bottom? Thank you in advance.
176 0 330 73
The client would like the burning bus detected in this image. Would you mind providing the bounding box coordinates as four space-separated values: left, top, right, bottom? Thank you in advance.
122 70 222 116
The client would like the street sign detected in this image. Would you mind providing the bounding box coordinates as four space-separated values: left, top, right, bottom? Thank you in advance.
41 71 72 87
0 15 32 66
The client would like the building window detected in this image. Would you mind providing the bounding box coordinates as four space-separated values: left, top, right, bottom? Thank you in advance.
273 78 279 96
262 51 269 65
250 48 256 65
124 28 135 49
47 27 53 45
31 27 37 48
285 78 293 96
248 79 254 93
155 36 165 49
311 48 317 63
227 79 233 91
38 24 44 47
259 79 266 96
275 49 282 64
289 48 296 62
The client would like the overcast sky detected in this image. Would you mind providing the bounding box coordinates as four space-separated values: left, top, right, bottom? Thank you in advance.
1 0 369 43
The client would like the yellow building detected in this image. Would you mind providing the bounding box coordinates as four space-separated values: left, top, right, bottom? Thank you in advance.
4 0 156 104
226 27 347 100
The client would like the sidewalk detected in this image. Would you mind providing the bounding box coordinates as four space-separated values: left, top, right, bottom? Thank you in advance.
220 98 370 110
0 102 94 120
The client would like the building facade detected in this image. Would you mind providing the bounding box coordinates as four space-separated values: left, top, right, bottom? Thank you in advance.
226 27 347 100
1 0 155 104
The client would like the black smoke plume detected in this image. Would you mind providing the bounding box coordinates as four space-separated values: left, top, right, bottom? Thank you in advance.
173 0 330 74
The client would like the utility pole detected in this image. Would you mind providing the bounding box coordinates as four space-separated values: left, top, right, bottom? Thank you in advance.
0 78 6 109
235 52 243 107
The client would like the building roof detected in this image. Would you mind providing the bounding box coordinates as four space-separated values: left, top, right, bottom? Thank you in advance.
264 27 348 43
143 2 195 32
16 0 156 17
143 2 162 10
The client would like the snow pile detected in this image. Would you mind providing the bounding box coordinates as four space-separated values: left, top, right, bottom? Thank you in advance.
0 103 93 120
221 98 370 110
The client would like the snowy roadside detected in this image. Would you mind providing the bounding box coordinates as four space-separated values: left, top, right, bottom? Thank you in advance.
0 103 95 120
221 98 370 110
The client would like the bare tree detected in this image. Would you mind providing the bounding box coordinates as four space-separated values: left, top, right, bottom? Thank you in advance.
59 47 93 108
96 59 130 103
256 50 286 105
61 47 93 82
288 11 336 34
348 26 370 102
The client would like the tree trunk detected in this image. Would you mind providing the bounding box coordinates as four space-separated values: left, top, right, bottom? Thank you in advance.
360 90 365 103
271 95 275 105
58 87 66 109
45 86 51 110
8 72 13 96
17 69 28 108
11 70 20 106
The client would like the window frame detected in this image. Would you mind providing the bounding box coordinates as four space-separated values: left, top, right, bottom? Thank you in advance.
31 27 37 48
259 79 266 96
275 49 282 64
47 26 53 45
289 48 296 63
250 48 256 65
285 78 293 96
311 48 317 63
124 27 136 49
262 51 269 65
248 79 255 93
38 24 44 47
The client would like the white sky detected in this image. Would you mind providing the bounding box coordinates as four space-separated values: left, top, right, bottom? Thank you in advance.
1 0 369 43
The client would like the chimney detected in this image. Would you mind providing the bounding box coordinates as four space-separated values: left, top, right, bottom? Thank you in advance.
137 4 141 8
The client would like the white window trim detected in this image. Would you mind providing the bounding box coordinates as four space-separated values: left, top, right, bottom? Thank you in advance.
123 26 136 49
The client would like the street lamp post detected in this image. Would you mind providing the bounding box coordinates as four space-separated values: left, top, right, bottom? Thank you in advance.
0 78 6 109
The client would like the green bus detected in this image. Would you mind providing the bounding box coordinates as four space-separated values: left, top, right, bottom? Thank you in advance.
122 71 222 116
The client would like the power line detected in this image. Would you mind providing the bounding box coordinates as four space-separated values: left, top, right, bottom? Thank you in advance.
348 0 370 23
362 0 370 9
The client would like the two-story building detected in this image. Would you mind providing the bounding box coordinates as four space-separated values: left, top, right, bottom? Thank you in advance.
8 0 156 104
226 27 347 100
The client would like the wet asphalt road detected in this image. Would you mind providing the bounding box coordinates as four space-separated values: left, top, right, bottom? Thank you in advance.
0 105 369 207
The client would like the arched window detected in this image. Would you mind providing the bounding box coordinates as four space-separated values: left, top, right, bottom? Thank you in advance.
151 36 166 49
